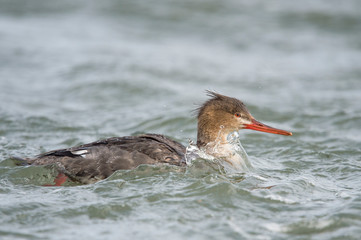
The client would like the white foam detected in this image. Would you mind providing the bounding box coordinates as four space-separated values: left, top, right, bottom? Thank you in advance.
185 131 252 173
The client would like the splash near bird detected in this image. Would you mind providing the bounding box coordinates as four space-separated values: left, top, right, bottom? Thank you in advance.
14 91 292 185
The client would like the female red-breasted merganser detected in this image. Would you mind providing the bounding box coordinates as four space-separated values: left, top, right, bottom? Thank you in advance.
15 91 292 185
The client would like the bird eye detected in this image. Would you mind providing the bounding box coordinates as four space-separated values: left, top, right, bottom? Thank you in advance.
235 113 241 118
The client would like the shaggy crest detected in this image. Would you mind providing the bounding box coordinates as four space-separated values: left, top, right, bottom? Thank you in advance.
196 90 252 120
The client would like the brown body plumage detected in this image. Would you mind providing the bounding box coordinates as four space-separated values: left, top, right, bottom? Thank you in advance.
25 134 186 184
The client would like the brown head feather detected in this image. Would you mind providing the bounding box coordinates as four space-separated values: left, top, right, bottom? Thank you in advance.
196 91 252 120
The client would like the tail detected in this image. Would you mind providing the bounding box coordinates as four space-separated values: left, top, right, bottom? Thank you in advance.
10 156 30 166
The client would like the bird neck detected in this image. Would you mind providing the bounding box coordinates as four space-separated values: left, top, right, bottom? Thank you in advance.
197 128 252 171
196 119 229 149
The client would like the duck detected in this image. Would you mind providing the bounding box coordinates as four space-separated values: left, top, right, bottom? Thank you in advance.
14 91 292 185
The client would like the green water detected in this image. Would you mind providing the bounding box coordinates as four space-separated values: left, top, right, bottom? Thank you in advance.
1 0 361 239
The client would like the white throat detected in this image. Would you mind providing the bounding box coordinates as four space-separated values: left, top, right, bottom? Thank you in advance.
187 131 252 173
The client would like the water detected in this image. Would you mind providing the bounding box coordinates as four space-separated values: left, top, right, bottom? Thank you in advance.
1 0 361 239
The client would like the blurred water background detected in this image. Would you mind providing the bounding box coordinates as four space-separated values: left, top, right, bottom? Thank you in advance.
1 0 361 239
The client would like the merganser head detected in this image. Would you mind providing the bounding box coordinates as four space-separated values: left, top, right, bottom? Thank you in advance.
196 91 292 148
